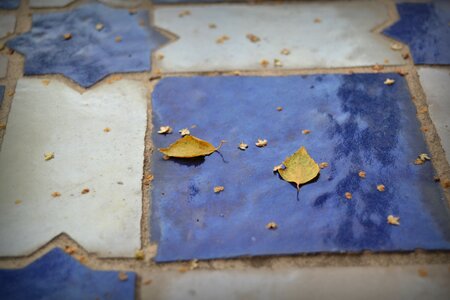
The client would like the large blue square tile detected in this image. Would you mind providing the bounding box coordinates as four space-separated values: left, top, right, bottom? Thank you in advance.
0 248 136 300
150 74 450 262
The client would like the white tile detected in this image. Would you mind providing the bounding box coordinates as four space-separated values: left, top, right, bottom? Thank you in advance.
418 67 450 164
98 0 142 7
29 0 76 8
154 2 403 73
0 55 7 78
0 15 16 39
0 78 146 257
141 265 450 300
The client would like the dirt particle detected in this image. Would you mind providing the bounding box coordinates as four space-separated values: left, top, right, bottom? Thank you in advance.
63 33 72 40
51 192 61 198
372 64 384 72
81 188 90 195
302 129 311 135
118 271 128 281
358 171 366 178
276 106 283 111
384 78 395 85
42 79 51 86
178 10 191 17
417 268 428 277
64 245 77 255
216 35 229 44
255 139 268 147
273 58 283 67
95 23 104 31
246 33 260 43
179 128 190 136
390 43 403 51
135 249 145 260
266 222 278 230
143 279 152 285
158 126 172 134
143 174 154 185
417 106 428 114
345 192 352 200
319 162 328 169
377 184 385 192
208 23 217 29
387 215 400 225
402 52 410 59
115 36 122 43
44 152 55 161
238 142 248 151
15 199 22 205
260 59 269 68
280 48 290 55
314 18 321 23
398 70 408 76
103 127 111 133
214 186 225 193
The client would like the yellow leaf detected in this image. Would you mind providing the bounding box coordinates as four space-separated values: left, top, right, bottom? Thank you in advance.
277 146 320 190
159 135 224 158
387 215 400 225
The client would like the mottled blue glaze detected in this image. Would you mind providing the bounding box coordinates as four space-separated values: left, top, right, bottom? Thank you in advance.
150 74 450 262
383 2 450 64
7 2 168 87
0 0 19 9
0 85 4 108
0 248 136 300
153 0 242 3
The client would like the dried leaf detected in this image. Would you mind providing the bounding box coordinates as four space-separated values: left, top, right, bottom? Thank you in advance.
81 188 90 194
159 135 224 158
277 146 320 190
238 142 248 151
255 139 267 147
345 192 352 200
214 186 224 193
387 215 400 225
51 192 61 198
280 48 290 55
246 33 260 43
377 184 385 192
44 152 55 161
384 78 395 85
319 162 328 169
358 171 366 178
302 129 311 135
266 222 278 230
179 128 190 136
260 59 269 67
158 126 172 134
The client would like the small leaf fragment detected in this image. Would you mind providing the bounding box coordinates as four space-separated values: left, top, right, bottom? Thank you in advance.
81 188 90 194
246 33 260 43
255 139 267 147
345 192 352 200
387 215 400 225
377 184 385 192
419 153 431 161
319 162 328 169
277 146 320 190
159 135 223 158
158 126 172 134
216 35 230 44
51 192 61 198
179 128 190 136
358 171 366 178
44 152 55 161
238 142 248 151
214 186 224 193
302 129 311 135
266 222 278 230
384 78 395 85
63 33 72 40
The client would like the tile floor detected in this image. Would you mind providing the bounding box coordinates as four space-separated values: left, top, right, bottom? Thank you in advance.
0 0 449 299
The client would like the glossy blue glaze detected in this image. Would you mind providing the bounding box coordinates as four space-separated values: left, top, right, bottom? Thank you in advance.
0 85 4 108
383 2 450 64
7 2 168 87
0 0 19 9
0 248 136 300
150 74 450 262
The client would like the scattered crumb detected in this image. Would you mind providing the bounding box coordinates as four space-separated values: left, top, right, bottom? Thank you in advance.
255 139 268 147
118 272 128 281
41 79 51 86
208 23 217 29
260 59 269 68
414 158 425 165
319 162 328 169
372 64 384 72
51 192 61 198
63 33 72 40
216 35 230 44
103 127 111 133
15 199 22 205
417 268 428 277
178 10 191 17
402 52 410 59
390 43 403 51
266 222 278 230
398 70 408 76
233 70 240 76
238 142 248 151
178 266 189 273
345 192 352 200
135 249 145 260
280 48 290 55
179 128 190 136
115 36 122 43
143 174 154 185
44 152 55 161
64 245 77 255
273 58 283 67
158 126 172 134
95 23 104 31
276 106 283 111
377 184 385 192
302 129 311 135
358 171 366 178
314 18 321 23
384 78 395 85
7 91 14 97
387 215 400 225
214 186 225 193
81 188 90 195
273 164 284 172
246 33 260 43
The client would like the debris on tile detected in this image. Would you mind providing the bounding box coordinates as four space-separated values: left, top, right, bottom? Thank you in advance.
302 129 311 135
115 36 122 43
41 79 51 86
208 23 216 29
314 18 321 23
319 162 328 169
51 192 61 198
0 124 6 130
277 146 320 190
266 222 278 230
214 186 224 193
118 271 128 281
280 48 290 55
158 126 172 134
143 279 152 285
238 142 248 151
63 33 72 40
95 23 104 31
372 64 384 72
255 139 267 147
103 127 111 133
216 35 229 44
390 43 403 51
143 174 154 185
402 53 410 59
64 245 77 255
384 78 395 85
81 188 90 194
135 249 145 260
179 128 190 136
358 171 366 178
273 164 284 173
377 184 385 192
387 215 400 225
178 10 191 18
159 135 224 158
419 153 431 161
14 199 22 205
443 179 450 188
276 106 283 111
417 268 428 277
273 58 283 67
190 259 199 270
44 152 55 161
260 59 269 68
246 33 260 43
345 192 352 200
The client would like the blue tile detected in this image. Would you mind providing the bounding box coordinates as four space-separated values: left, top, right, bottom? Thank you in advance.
153 0 242 3
0 0 20 9
383 2 450 64
151 74 450 262
0 85 4 108
0 248 136 300
7 3 168 87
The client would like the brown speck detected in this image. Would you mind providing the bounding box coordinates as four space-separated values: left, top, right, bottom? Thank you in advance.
414 158 425 165
103 127 111 133
178 10 191 17
417 268 428 277
128 8 137 15
276 106 283 111
106 74 123 84
64 245 77 255
266 222 278 230
118 272 128 281
115 36 122 43
0 124 6 130
443 179 450 189
302 129 311 135
81 188 90 195
433 176 440 182
143 174 154 185
214 186 224 193
345 192 352 200
51 192 61 198
246 33 260 43
402 52 410 59
135 249 145 260
398 70 408 76
157 54 164 60
314 18 321 23
384 59 390 64
7 91 14 97
377 184 385 192
179 128 190 136
139 19 145 27
358 171 366 178
260 59 269 68
42 79 51 86
208 23 217 29
417 106 428 114
63 33 72 40
420 126 428 132
372 64 384 72
143 279 152 285
216 35 230 44
74 254 87 263
238 142 248 151
162 155 170 160
15 199 22 205
387 215 400 225
44 152 55 161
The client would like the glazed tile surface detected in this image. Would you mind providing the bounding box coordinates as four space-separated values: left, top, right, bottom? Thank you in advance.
0 15 16 39
0 78 146 257
418 67 450 164
0 0 19 9
99 0 143 7
154 2 403 73
7 3 168 87
0 55 7 78
383 2 450 64
151 74 450 262
0 85 4 107
29 0 76 8
0 248 136 300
